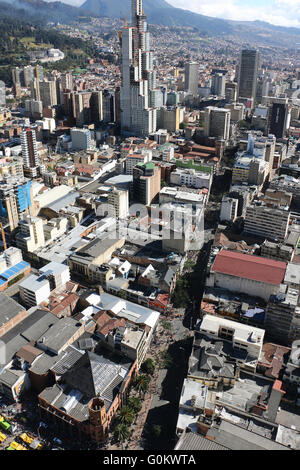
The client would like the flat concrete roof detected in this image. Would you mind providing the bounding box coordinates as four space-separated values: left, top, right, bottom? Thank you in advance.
0 294 25 327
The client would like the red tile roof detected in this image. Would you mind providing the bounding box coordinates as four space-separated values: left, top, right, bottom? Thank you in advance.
212 250 287 285
273 380 285 394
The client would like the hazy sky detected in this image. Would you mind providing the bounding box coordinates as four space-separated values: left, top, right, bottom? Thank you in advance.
59 0 300 28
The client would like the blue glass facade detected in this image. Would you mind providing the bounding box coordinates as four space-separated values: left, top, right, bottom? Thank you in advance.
17 180 32 212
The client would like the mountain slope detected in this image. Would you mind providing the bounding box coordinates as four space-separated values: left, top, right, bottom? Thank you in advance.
81 0 300 44
2 0 96 24
81 0 234 34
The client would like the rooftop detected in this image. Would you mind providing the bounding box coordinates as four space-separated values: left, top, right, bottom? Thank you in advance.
212 249 287 285
19 274 50 292
84 292 160 330
175 432 229 451
36 317 83 354
200 314 264 345
0 294 25 328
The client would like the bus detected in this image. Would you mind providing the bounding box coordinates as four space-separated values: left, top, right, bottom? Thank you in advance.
0 419 11 432
10 441 27 451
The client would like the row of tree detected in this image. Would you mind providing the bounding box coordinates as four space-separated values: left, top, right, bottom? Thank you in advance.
113 359 156 446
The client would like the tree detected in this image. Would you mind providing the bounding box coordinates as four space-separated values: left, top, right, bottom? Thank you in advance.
113 423 130 445
133 374 151 396
156 350 173 369
117 406 135 426
171 276 191 308
141 358 155 376
161 320 172 331
117 289 128 300
127 397 142 414
152 424 162 439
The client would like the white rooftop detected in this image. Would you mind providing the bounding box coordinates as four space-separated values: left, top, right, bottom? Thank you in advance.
285 263 300 287
35 185 73 209
85 292 160 330
19 274 49 292
200 314 264 346
40 262 69 276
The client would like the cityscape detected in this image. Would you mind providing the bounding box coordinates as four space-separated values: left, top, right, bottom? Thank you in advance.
0 0 300 456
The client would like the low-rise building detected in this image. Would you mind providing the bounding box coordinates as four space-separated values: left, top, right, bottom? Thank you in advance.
68 238 125 281
261 240 294 262
19 274 51 307
207 249 287 302
36 317 84 355
38 349 136 444
170 168 212 192
198 315 264 372
0 294 27 338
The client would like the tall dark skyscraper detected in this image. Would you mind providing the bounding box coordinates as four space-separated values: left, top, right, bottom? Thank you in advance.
120 0 157 137
238 50 260 106
268 98 290 139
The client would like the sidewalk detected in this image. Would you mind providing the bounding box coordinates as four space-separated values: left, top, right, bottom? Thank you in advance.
107 314 190 451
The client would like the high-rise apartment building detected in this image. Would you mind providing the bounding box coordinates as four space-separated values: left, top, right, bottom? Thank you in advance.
34 65 44 82
0 178 33 232
21 127 40 177
72 91 92 126
125 151 152 175
211 73 226 97
13 65 43 87
12 67 23 86
108 189 129 219
133 162 161 205
266 287 300 346
23 66 34 87
204 107 231 141
225 82 237 103
220 196 239 222
120 0 157 137
185 62 198 97
160 107 180 133
60 73 73 92
30 78 41 102
16 216 45 253
238 50 260 105
71 128 92 151
25 100 43 119
39 80 57 108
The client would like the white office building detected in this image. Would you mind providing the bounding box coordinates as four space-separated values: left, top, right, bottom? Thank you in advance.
170 168 212 191
19 274 51 307
39 262 70 291
244 203 291 242
71 128 92 151
108 189 129 219
199 314 265 371
220 196 239 222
